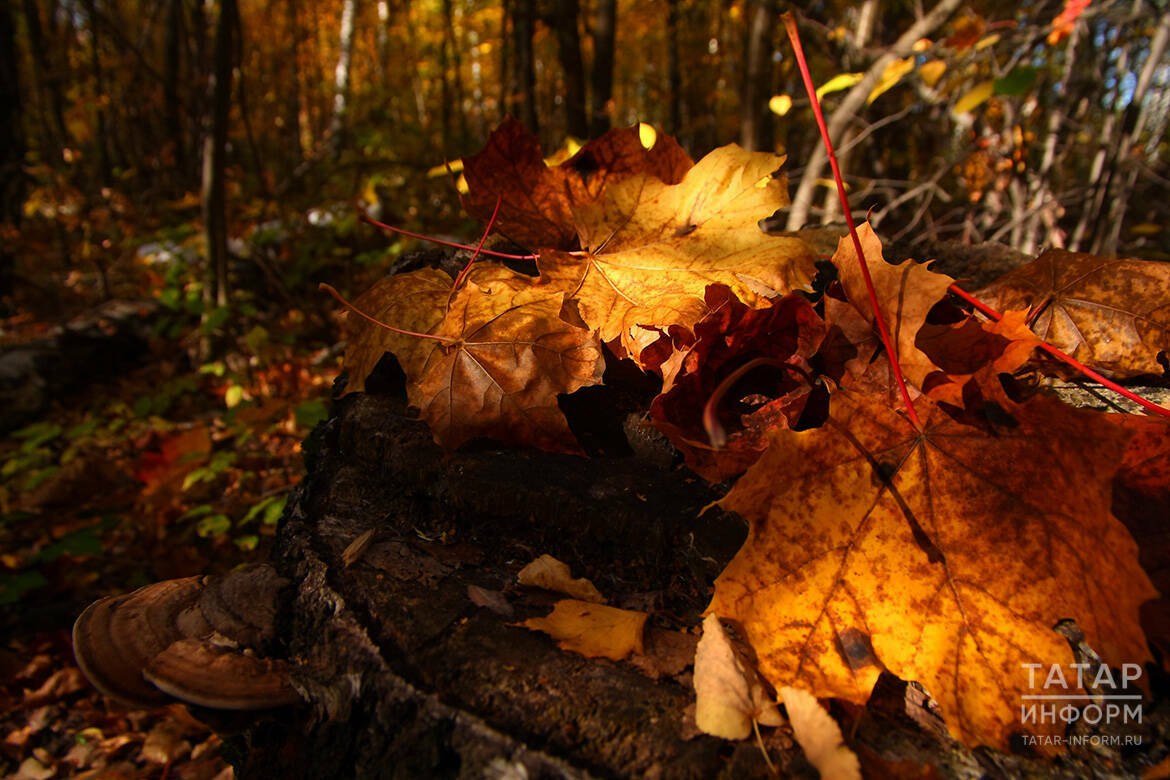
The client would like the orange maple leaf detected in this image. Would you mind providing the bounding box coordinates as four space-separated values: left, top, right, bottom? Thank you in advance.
826 223 955 393
976 248 1170 378
708 389 1153 748
341 264 604 453
537 144 817 357
460 118 692 251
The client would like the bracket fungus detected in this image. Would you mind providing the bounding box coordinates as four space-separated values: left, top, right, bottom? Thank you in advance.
72 564 301 711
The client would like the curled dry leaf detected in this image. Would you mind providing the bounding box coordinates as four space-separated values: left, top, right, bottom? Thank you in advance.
516 554 605 603
649 285 827 481
460 117 693 250
918 310 1042 408
827 224 956 391
708 389 1153 748
779 686 860 780
693 613 783 740
976 248 1170 378
519 599 647 661
537 144 817 356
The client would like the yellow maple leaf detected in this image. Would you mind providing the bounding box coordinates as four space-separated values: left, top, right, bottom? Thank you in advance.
537 144 816 356
708 390 1153 748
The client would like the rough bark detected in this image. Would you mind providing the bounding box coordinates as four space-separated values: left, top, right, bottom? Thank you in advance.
589 0 615 137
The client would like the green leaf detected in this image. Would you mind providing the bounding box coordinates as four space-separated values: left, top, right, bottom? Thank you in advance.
994 66 1038 96
293 399 329 430
0 571 48 605
35 525 104 563
197 514 231 538
234 534 259 551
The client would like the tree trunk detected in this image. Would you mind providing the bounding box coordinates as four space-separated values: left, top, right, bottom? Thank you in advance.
544 0 588 139
785 0 964 230
201 0 235 320
283 0 304 171
0 0 24 303
589 0 615 137
512 0 539 134
164 0 187 191
82 0 113 184
328 0 359 160
740 0 777 151
21 0 68 166
666 0 682 136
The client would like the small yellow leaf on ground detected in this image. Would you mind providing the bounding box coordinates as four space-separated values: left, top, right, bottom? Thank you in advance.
780 686 860 780
516 554 605 603
693 614 783 740
520 600 646 660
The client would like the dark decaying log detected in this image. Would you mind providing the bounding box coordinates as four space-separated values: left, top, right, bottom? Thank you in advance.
224 355 1170 779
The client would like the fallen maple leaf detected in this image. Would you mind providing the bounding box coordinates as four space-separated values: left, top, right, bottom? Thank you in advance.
779 686 860 780
708 389 1154 748
649 285 827 481
461 118 692 250
918 310 1043 408
516 554 605 603
341 267 453 395
975 249 1170 378
537 144 817 356
341 264 605 452
520 599 647 661
827 224 955 392
693 613 783 740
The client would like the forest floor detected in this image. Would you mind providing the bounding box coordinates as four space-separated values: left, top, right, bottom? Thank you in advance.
0 217 347 779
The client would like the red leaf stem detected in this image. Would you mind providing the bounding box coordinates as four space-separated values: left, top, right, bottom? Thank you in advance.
947 283 1170 419
318 282 456 344
452 195 502 293
782 11 922 429
359 213 539 261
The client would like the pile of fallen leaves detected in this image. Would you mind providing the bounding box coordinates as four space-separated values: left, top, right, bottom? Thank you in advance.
338 120 1170 757
1 632 231 780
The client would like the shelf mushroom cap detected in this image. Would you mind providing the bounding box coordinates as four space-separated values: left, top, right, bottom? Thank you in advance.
72 577 204 707
72 565 301 711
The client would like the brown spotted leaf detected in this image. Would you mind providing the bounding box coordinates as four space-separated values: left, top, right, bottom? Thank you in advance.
537 144 817 356
708 389 1153 748
976 249 1170 377
461 118 692 250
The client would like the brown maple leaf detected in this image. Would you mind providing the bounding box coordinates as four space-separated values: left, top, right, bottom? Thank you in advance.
918 310 1043 408
708 389 1153 748
460 118 692 250
537 144 817 356
827 224 956 392
341 264 604 453
648 285 826 481
976 248 1170 377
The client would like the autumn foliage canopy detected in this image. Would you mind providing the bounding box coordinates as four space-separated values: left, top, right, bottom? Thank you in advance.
338 118 1170 750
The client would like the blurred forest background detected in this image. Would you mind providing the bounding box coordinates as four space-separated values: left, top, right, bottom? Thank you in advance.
0 0 1168 777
